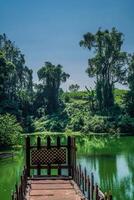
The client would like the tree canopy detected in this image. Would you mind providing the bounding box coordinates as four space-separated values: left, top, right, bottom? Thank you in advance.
0 28 134 141
37 62 70 114
125 54 134 117
69 84 80 92
80 28 127 112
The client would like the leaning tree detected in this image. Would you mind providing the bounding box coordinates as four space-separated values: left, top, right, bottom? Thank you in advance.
37 62 70 114
80 28 127 112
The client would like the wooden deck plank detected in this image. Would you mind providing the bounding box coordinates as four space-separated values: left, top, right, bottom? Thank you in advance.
30 189 76 195
31 183 74 190
27 178 86 200
30 180 71 184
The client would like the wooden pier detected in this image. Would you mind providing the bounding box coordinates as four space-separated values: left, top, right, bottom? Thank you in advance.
26 178 85 200
12 136 112 200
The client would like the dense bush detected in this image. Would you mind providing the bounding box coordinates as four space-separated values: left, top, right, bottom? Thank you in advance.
83 115 105 133
117 115 134 133
34 111 69 132
67 115 84 131
33 89 134 135
63 91 89 101
0 114 23 146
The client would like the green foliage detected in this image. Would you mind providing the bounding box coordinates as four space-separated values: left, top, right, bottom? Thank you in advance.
63 91 89 102
0 114 22 146
80 28 127 112
69 84 80 92
0 30 134 139
83 115 106 133
67 113 84 131
114 89 127 106
0 34 34 132
34 111 69 132
37 62 70 114
118 115 134 133
124 54 134 117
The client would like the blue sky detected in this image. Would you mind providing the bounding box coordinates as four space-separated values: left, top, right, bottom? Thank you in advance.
0 0 134 90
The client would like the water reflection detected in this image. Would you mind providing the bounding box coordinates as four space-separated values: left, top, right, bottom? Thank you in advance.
77 137 134 200
0 150 24 200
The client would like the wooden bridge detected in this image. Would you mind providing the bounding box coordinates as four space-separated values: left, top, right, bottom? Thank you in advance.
12 136 112 200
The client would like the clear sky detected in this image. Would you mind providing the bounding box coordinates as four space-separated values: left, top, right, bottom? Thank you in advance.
0 0 134 90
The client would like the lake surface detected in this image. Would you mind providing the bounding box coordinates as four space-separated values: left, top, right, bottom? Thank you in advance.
0 136 134 200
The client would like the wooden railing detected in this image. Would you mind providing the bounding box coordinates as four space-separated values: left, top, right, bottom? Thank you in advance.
12 167 27 200
12 136 113 200
74 164 112 200
25 136 76 177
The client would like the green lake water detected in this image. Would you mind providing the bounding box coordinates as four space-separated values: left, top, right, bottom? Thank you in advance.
0 136 134 200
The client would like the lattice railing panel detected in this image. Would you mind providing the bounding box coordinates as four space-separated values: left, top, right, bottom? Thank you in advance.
31 147 67 165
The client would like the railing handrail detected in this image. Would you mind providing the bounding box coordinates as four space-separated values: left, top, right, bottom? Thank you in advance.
74 164 112 200
12 166 27 200
25 136 76 177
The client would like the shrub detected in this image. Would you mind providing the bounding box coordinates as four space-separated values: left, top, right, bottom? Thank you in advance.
83 115 106 133
118 115 134 133
0 114 23 146
67 115 84 131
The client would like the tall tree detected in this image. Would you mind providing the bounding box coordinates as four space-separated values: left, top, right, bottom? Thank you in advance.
0 34 34 131
0 34 33 104
80 28 127 112
37 62 70 114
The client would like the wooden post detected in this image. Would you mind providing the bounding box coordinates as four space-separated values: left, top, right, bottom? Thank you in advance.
57 136 60 148
20 176 23 199
82 172 85 194
48 164 51 175
84 167 87 191
87 175 90 200
75 166 78 184
91 172 94 200
37 163 41 176
15 184 19 200
58 164 61 176
79 164 82 187
11 193 14 200
72 137 76 179
37 137 41 175
37 136 41 150
47 136 51 149
47 136 51 175
67 136 71 176
77 166 80 186
26 136 30 177
57 137 61 176
96 184 99 200
104 193 108 200
73 138 76 180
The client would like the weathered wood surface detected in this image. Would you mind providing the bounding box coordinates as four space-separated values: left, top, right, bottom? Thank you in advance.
26 178 87 200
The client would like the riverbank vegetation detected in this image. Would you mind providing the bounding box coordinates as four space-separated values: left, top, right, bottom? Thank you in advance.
0 28 134 147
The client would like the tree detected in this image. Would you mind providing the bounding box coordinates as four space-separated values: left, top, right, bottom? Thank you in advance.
80 28 127 112
69 84 80 92
37 62 70 114
125 54 134 117
0 51 15 101
85 86 96 112
0 34 34 131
